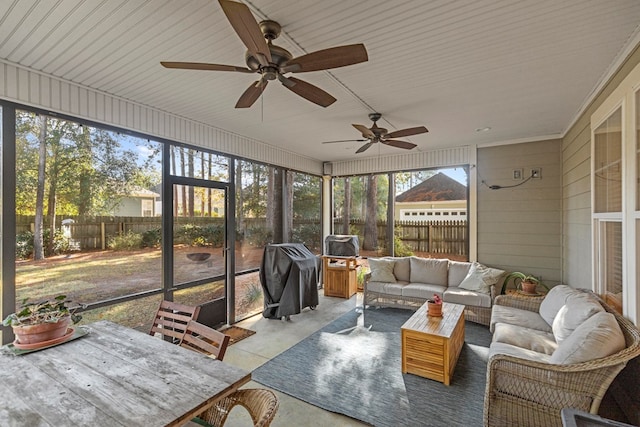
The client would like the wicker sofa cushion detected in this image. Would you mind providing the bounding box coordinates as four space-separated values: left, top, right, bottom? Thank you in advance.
368 258 397 283
550 311 625 364
448 261 472 287
488 342 553 363
539 285 580 326
491 304 553 333
444 287 492 308
409 257 448 286
552 293 604 345
366 281 407 296
402 283 447 299
391 257 411 282
492 323 557 355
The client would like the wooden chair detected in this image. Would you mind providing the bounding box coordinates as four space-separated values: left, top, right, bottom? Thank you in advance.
149 300 200 343
196 388 279 427
180 320 230 360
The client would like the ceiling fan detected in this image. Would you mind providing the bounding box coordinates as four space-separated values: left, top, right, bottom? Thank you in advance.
322 113 429 153
161 0 368 108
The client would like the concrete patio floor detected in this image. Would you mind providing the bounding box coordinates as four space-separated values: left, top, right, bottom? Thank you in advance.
194 292 369 426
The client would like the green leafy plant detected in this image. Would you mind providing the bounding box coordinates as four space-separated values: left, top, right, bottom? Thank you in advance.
500 272 549 295
241 282 263 307
2 295 83 327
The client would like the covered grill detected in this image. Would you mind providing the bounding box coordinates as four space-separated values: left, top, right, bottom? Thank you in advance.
259 243 320 320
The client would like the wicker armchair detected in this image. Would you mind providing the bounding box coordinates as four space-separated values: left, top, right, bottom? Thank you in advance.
484 294 640 427
196 388 279 427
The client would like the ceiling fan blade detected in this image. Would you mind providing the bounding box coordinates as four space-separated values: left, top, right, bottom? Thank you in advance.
279 76 336 107
321 139 368 144
383 139 417 150
219 0 271 66
352 124 375 139
356 142 374 154
235 79 268 108
386 126 429 139
160 61 253 73
281 44 368 73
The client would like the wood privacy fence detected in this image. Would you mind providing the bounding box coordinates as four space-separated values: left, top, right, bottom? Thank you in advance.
16 215 466 255
335 219 468 256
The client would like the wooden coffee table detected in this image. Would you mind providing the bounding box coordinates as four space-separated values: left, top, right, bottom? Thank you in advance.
401 301 465 385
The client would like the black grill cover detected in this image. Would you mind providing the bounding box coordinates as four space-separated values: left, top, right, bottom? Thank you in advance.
325 235 359 257
259 243 320 319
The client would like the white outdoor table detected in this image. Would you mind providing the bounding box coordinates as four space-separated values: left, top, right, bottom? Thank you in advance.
0 320 251 426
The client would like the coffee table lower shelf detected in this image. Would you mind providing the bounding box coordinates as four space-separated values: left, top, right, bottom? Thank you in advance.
401 302 465 385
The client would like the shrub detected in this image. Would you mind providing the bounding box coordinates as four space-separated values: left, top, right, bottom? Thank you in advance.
141 227 161 248
15 229 73 259
108 230 144 251
245 227 272 247
242 282 263 307
291 223 321 251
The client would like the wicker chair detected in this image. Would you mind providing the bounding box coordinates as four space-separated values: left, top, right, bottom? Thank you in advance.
149 300 200 343
195 388 279 427
484 293 640 427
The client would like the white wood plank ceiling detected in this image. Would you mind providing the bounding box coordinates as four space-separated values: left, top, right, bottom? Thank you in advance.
1 0 639 162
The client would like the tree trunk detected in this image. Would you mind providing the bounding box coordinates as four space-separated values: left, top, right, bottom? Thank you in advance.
235 161 244 230
33 115 47 260
343 178 351 234
266 167 275 232
363 175 378 251
201 154 206 216
77 125 92 216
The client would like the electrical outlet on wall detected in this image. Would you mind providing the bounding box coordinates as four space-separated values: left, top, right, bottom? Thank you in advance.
513 168 523 180
531 168 541 178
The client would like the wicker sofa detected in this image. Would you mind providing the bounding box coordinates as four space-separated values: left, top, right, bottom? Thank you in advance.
485 285 640 427
363 256 505 325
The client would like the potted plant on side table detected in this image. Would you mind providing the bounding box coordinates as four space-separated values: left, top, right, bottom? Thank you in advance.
500 272 550 295
3 295 82 346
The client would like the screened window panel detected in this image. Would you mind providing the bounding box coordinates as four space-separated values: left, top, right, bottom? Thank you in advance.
593 107 622 213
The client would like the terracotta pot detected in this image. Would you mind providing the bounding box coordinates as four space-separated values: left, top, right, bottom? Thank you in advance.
13 316 71 344
521 281 538 295
427 301 442 317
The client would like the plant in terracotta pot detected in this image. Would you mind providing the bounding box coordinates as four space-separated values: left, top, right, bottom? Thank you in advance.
2 295 83 345
427 294 443 317
500 272 549 295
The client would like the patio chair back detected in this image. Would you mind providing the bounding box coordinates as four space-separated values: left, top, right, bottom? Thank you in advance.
196 388 279 427
149 300 200 343
180 320 230 360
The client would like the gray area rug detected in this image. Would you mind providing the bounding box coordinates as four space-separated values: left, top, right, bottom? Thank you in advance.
252 307 492 427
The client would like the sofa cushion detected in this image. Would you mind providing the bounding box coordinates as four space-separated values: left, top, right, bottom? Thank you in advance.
539 285 580 326
489 342 552 363
448 261 472 287
401 284 446 299
366 281 407 296
409 257 448 286
391 257 411 282
368 258 397 283
492 323 557 355
491 304 552 333
444 287 492 308
550 311 626 365
552 293 604 344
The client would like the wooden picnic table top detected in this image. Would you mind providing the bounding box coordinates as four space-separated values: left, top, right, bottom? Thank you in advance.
0 320 251 426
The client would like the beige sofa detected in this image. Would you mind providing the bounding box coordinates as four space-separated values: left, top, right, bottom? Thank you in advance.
363 256 505 325
485 285 640 426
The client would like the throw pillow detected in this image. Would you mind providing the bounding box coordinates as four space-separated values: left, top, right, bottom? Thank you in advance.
552 293 604 345
458 262 506 294
368 258 397 283
409 257 448 286
550 311 625 365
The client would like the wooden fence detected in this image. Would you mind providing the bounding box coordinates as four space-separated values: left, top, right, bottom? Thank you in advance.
16 215 466 255
334 218 468 256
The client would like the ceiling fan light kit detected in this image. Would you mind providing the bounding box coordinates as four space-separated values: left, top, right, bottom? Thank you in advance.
161 0 368 109
322 113 429 154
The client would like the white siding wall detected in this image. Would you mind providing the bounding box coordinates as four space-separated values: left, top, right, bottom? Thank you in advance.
562 44 640 289
0 61 323 174
477 139 562 283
